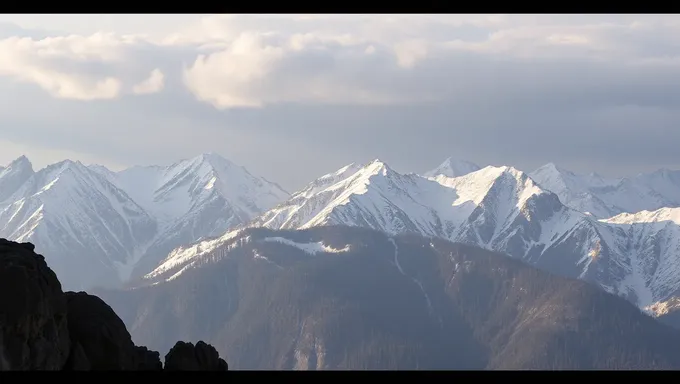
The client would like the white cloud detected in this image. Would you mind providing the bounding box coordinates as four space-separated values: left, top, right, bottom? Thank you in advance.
2 15 680 187
133 68 165 95
0 32 163 100
1 15 680 107
182 32 408 108
176 14 680 109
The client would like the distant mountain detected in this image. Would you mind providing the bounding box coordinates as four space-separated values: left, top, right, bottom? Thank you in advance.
0 156 34 202
92 153 289 279
0 158 157 290
0 154 289 290
423 157 480 178
529 163 680 219
96 226 680 370
6 151 680 313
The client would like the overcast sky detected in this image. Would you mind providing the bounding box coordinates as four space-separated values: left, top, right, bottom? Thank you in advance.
0 14 679 191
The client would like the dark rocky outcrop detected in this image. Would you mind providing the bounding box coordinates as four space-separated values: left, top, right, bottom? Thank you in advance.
64 291 151 370
164 341 228 371
0 239 228 371
133 346 163 371
0 239 70 370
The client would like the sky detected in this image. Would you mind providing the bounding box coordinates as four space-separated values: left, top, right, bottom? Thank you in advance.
0 14 680 191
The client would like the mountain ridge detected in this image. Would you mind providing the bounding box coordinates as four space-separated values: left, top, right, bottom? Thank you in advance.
150 158 680 313
0 153 290 290
5 153 680 315
95 226 680 370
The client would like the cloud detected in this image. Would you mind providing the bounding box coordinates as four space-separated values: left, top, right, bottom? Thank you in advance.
175 15 680 109
0 32 166 100
133 68 165 95
182 32 414 108
2 15 680 189
3 15 680 108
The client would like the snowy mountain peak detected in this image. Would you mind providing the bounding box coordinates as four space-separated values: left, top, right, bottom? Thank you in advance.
0 153 292 290
0 155 36 204
424 157 481 178
194 152 236 169
247 160 556 252
5 155 34 173
362 159 393 176
532 162 573 180
603 207 680 225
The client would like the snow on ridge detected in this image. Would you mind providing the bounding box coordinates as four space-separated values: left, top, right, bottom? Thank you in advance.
1 152 292 290
147 229 243 278
602 207 680 225
252 160 404 230
530 162 680 220
262 236 351 255
250 160 560 252
114 152 289 224
431 165 546 210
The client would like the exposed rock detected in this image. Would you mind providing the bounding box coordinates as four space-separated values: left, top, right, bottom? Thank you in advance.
64 291 145 370
63 342 90 371
0 239 70 370
133 346 163 371
165 341 228 371
0 238 228 371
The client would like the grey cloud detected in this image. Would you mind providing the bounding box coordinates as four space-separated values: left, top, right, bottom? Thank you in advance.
2 15 680 190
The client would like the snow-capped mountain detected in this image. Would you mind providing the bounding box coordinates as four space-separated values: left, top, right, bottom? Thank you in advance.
0 153 289 290
154 158 680 312
0 156 34 203
0 158 157 290
5 150 680 313
92 153 289 278
599 208 680 307
530 163 680 219
423 157 481 178
249 160 618 296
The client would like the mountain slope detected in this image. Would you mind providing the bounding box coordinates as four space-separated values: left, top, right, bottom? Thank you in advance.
96 226 680 370
0 153 289 290
0 156 34 204
0 158 157 290
530 163 680 219
248 161 602 289
238 159 680 310
96 153 290 278
599 208 680 306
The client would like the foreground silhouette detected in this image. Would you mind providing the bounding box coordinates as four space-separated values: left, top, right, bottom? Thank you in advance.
0 238 227 371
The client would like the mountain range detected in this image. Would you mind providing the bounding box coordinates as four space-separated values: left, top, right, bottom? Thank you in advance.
2 153 680 319
0 153 288 290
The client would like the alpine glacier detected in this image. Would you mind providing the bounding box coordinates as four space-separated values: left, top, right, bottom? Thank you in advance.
0 153 289 290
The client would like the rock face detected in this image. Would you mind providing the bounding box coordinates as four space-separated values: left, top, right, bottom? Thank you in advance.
165 341 228 371
0 238 228 371
0 239 70 370
63 291 157 370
